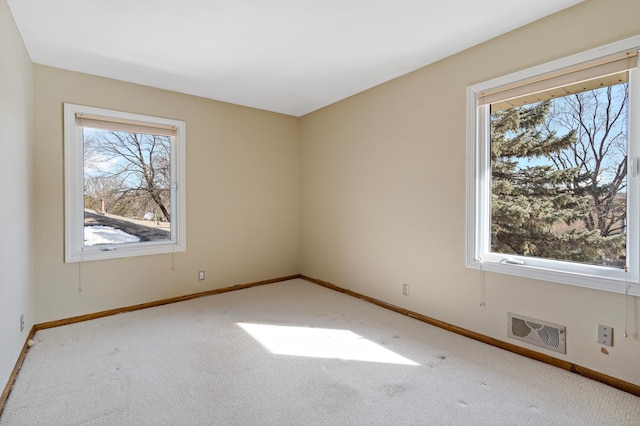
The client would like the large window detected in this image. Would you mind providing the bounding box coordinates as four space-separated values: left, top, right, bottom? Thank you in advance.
466 37 640 296
64 104 186 262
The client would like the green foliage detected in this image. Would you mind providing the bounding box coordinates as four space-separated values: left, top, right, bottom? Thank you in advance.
490 101 624 266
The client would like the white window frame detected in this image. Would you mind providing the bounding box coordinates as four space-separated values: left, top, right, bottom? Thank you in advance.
64 103 186 262
466 36 640 297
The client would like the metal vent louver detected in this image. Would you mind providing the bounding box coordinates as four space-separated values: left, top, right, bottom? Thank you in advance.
508 313 566 354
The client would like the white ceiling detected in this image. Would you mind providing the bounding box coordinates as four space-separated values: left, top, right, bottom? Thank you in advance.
8 0 582 116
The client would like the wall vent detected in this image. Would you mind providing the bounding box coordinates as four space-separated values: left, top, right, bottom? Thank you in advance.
508 313 566 354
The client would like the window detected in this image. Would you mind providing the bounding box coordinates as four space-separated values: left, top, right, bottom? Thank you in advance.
466 36 640 296
64 104 186 262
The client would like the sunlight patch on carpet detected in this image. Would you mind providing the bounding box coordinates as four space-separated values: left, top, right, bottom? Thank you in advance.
238 323 419 365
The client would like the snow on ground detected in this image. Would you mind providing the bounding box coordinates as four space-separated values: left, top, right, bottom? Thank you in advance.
84 225 140 246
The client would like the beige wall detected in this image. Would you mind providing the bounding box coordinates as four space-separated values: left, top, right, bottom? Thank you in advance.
33 66 301 323
0 0 35 391
300 0 640 386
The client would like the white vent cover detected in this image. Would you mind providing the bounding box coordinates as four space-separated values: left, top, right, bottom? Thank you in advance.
508 313 566 354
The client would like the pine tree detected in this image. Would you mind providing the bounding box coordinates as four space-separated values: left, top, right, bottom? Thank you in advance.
490 101 611 264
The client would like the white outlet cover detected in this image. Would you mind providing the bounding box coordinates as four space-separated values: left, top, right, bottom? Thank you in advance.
597 324 613 346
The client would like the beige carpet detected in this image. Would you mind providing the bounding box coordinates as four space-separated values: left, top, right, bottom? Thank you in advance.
1 278 639 425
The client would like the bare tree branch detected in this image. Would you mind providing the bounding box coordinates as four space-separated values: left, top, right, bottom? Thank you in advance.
83 129 172 221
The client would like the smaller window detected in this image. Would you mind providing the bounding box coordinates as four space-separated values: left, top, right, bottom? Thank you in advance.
64 104 186 262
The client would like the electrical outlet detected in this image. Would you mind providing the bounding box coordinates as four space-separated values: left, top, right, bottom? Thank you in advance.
198 271 205 281
20 314 24 332
402 283 409 296
597 324 613 346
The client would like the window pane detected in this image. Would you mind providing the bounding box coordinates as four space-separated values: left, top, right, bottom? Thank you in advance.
83 128 172 247
490 80 628 268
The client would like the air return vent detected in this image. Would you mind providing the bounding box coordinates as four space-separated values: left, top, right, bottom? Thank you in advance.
508 313 566 354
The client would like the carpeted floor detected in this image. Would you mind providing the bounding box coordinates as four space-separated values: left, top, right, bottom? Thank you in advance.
1 278 639 425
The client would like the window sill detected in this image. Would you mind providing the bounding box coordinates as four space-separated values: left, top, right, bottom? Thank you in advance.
66 240 185 263
466 258 640 297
